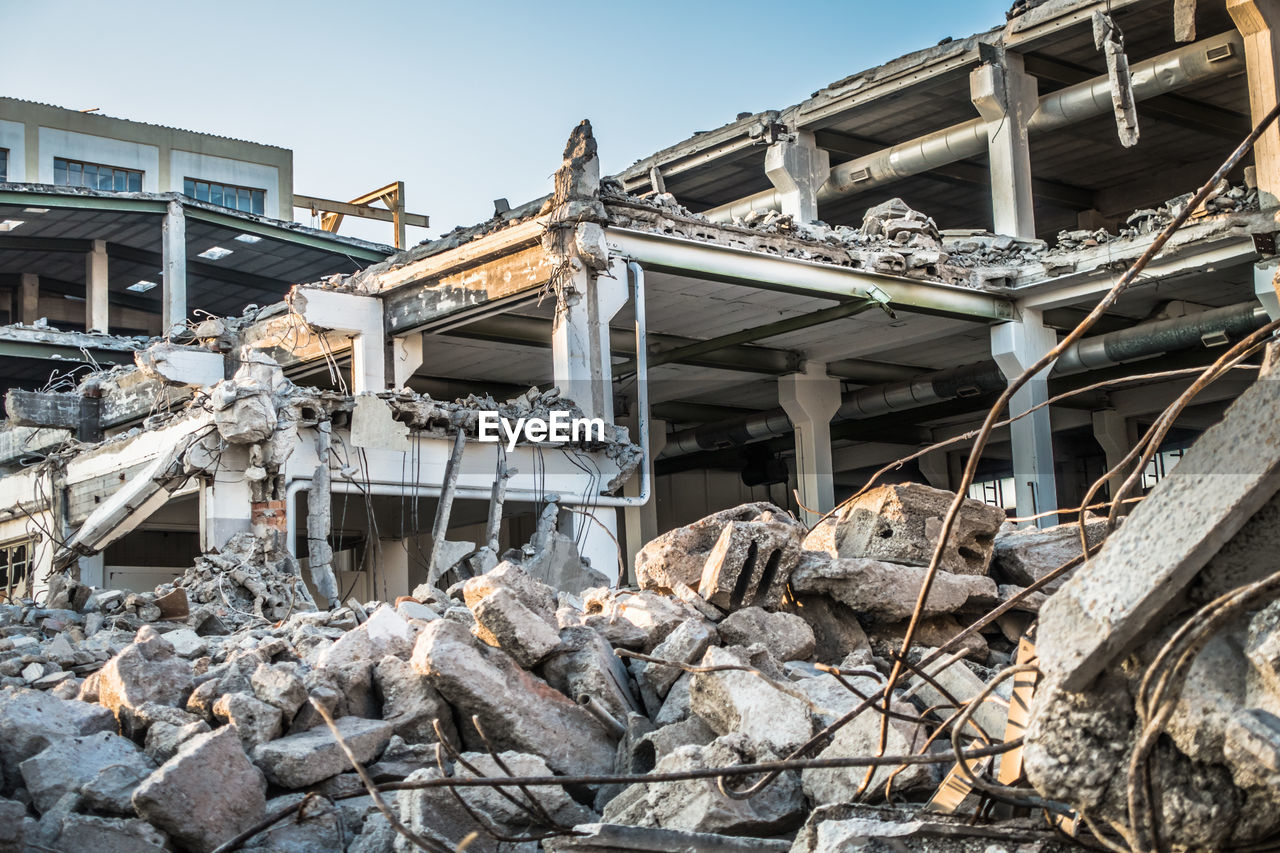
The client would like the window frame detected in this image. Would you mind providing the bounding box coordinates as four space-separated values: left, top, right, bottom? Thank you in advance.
182 176 266 216
0 535 37 601
52 156 143 192
0 147 8 183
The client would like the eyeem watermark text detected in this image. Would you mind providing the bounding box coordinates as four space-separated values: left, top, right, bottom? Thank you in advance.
477 411 606 451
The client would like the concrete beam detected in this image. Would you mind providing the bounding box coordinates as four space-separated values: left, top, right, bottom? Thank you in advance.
18 273 38 326
764 130 830 224
291 287 386 394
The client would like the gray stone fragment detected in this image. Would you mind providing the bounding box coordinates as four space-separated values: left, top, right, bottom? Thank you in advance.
603 733 803 835
132 726 267 853
410 619 616 775
373 654 458 747
247 794 343 852
719 607 814 662
471 586 562 667
49 813 168 853
699 516 802 610
635 502 795 592
635 618 717 700
539 626 637 721
790 552 997 623
993 516 1107 587
543 823 789 852
253 716 393 788
20 730 153 815
98 625 194 734
833 482 1005 575
0 687 115 790
213 691 284 750
789 594 872 664
250 661 308 720
689 646 813 753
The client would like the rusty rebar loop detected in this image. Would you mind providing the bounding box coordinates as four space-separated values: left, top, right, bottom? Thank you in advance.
874 97 1280 780
430 742 562 845
888 654 993 743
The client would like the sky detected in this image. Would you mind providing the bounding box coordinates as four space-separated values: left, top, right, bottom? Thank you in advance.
7 0 1012 245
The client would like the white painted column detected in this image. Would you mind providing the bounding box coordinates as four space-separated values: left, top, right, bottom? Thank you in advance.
779 362 841 525
1230 0 1280 207
1255 260 1280 319
162 200 187 330
764 130 831 224
376 539 411 601
918 448 950 490
85 240 109 333
991 309 1059 527
552 259 628 578
623 416 667 582
18 273 38 325
200 445 253 551
970 53 1039 239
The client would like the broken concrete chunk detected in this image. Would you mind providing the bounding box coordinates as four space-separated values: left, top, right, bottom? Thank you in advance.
719 607 814 662
250 661 308 720
637 618 718 700
410 619 616 775
833 482 1005 575
699 516 802 610
316 603 413 669
789 594 873 665
213 691 284 750
1038 372 1280 691
470 585 562 667
635 502 795 592
97 625 195 734
133 726 267 853
19 730 154 815
603 733 803 835
791 552 997 623
51 813 170 853
539 625 638 722
462 559 558 625
581 588 705 651
0 687 115 790
993 516 1107 587
802 693 931 804
689 645 813 754
373 654 458 748
253 716 393 789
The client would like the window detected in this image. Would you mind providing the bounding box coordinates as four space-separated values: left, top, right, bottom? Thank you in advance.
967 476 1017 511
53 157 143 192
0 148 7 182
183 177 265 215
0 536 36 600
1141 447 1185 490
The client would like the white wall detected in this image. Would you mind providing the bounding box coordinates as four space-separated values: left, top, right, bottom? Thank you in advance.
37 127 160 190
170 150 281 218
0 119 24 181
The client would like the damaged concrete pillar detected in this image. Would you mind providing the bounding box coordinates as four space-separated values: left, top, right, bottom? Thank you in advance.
19 273 38 326
970 52 1038 239
551 259 628 423
291 288 386 394
376 539 411 601
392 332 425 390
162 200 187 330
1231 0 1280 207
764 130 830 224
1091 408 1129 477
779 363 840 525
85 239 109 333
199 447 254 552
991 309 1059 527
623 416 667 581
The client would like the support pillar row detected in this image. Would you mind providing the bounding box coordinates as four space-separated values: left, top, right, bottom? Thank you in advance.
991 309 1059 527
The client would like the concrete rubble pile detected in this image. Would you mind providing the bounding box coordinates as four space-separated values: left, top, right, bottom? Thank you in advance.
5 368 1280 851
0 474 1092 853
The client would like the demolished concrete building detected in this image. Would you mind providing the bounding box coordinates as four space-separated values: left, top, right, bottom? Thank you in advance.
4 0 1280 850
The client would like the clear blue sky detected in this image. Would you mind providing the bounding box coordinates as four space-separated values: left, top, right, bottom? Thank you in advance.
8 0 1011 245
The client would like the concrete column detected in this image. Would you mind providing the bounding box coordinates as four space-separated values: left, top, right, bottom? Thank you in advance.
162 200 187 330
764 130 831 224
918 449 950 490
377 539 411 600
779 362 841 525
1092 408 1129 477
970 53 1039 239
551 258 628 578
200 446 253 551
991 309 1059 527
392 333 425 389
1255 260 1280 319
18 273 38 325
85 240 109 333
1230 0 1280 207
622 416 667 582
551 259 628 423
